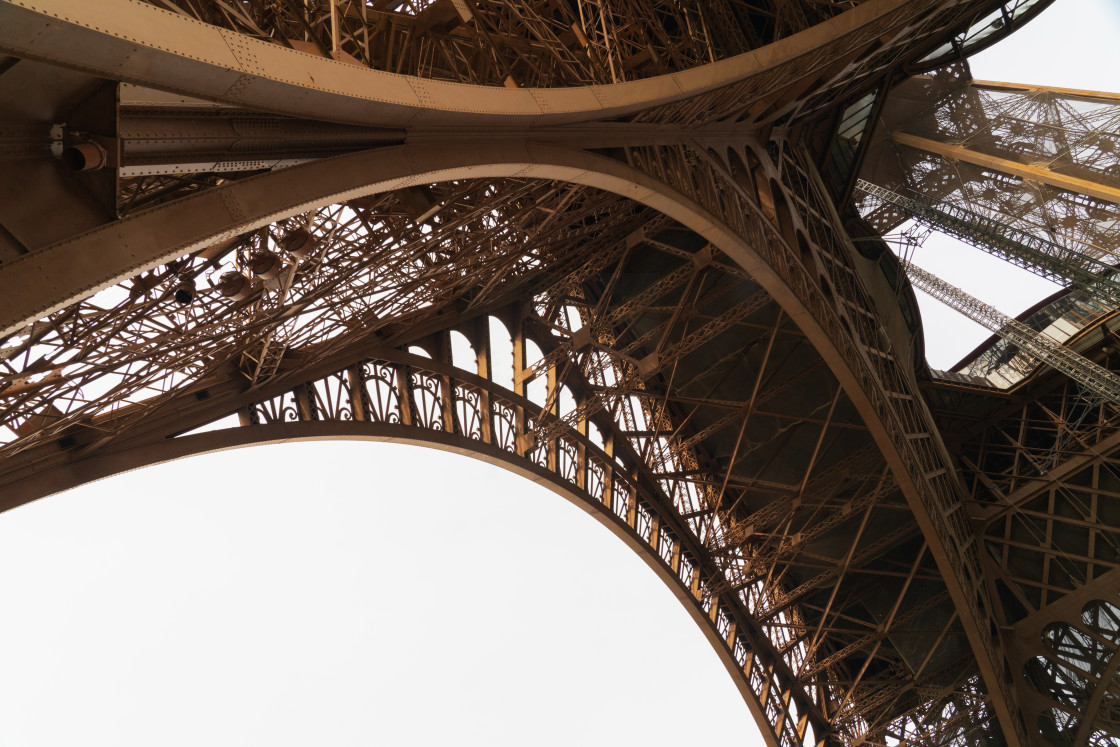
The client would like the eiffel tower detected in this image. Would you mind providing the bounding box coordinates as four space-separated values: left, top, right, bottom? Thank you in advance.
0 1 1117 745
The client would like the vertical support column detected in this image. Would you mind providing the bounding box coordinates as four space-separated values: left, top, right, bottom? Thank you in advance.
358 0 369 61
511 305 532 457
346 365 367 421
295 383 317 421
625 484 637 528
777 689 793 747
626 474 639 530
473 317 494 445
708 595 721 624
575 387 588 493
434 330 456 433
545 361 559 472
758 663 773 707
329 0 341 56
795 712 811 747
602 430 616 509
395 365 414 427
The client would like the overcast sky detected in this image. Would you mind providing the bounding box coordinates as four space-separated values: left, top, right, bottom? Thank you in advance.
0 2 1115 746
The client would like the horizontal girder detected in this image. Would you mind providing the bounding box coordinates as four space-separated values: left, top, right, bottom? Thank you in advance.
859 73 1120 259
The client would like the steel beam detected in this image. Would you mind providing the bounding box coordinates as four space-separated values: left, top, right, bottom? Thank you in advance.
972 79 1120 103
892 131 1120 205
0 0 937 128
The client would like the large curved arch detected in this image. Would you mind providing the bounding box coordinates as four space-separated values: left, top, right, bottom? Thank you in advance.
0 130 1026 741
0 0 936 127
0 436 771 747
6 350 810 747
0 139 961 641
2 129 1016 725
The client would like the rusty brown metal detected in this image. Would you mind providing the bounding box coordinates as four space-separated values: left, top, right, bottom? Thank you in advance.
3 1 1113 746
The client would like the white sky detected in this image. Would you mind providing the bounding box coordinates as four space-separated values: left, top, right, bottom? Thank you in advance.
0 2 1115 746
0 443 758 747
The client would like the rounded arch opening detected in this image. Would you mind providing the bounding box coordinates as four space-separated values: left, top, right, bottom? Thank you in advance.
0 439 761 747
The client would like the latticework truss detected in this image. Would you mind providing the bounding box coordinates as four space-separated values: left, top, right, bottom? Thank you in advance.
927 370 1120 746
859 72 1120 259
0 1 1115 746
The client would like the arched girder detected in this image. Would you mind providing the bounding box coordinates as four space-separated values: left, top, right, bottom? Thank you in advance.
0 331 989 747
0 0 1101 743
0 0 977 128
0 135 1025 743
38 421 799 727
5 346 827 747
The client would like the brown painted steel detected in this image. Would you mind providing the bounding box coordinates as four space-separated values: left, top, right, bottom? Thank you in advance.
4 0 1107 745
0 0 940 127
892 131 1120 206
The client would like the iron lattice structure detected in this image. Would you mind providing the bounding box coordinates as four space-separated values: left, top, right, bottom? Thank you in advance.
902 261 1120 404
858 69 1120 259
852 51 1120 746
856 179 1120 306
0 1 1116 746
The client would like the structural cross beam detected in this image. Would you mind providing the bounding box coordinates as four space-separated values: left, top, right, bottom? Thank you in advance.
891 131 1120 206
